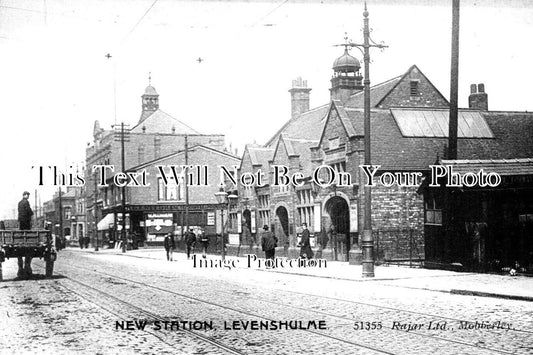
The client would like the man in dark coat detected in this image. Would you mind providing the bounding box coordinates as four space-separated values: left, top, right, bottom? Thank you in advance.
163 233 175 261
18 191 33 230
299 223 314 259
260 225 277 260
17 191 34 278
198 228 209 259
185 228 196 259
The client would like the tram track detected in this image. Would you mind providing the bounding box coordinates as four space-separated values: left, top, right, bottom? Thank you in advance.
33 261 394 355
60 276 246 355
34 258 530 355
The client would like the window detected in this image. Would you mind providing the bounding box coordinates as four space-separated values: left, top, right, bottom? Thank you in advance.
297 207 314 228
278 184 290 193
296 189 314 230
296 189 314 205
64 207 72 220
519 214 533 223
138 146 145 164
157 177 184 201
330 161 346 174
77 199 84 214
258 194 271 227
425 198 442 225
410 80 419 96
244 185 253 198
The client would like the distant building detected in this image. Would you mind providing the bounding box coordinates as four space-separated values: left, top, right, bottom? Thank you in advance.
43 187 84 243
85 81 230 248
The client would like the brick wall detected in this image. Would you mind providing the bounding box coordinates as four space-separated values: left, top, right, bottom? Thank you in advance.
365 183 425 261
128 147 240 206
378 66 449 109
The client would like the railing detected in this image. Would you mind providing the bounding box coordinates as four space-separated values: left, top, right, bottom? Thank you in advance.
374 228 424 267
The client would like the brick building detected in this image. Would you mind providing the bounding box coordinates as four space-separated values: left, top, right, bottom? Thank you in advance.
228 47 533 269
85 82 230 247
102 144 240 246
43 187 85 245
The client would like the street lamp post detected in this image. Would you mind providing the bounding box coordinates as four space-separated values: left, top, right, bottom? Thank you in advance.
214 190 238 261
337 3 387 277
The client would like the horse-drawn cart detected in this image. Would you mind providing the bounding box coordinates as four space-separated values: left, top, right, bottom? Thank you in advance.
0 230 57 281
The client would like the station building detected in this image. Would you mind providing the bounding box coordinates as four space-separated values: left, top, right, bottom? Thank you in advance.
227 48 533 271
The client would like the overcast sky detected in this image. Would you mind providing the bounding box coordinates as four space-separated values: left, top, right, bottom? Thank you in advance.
1 0 532 219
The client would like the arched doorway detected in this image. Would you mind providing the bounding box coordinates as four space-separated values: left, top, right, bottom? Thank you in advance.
325 196 350 261
275 206 289 247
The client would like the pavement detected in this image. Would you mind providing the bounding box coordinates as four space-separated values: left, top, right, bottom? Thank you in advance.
67 246 533 302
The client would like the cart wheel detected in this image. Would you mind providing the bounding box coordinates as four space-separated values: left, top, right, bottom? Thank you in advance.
45 260 54 277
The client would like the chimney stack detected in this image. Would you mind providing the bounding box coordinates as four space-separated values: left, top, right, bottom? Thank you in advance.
289 77 311 119
468 83 488 110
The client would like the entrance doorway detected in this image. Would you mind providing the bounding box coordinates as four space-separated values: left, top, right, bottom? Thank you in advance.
326 196 350 261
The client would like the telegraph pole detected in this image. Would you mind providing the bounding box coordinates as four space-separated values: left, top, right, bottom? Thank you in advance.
114 122 130 253
446 0 460 262
94 169 99 251
337 3 387 277
448 0 460 159
184 134 189 230
58 186 63 241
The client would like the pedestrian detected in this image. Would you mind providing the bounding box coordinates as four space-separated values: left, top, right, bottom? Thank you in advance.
132 231 139 250
55 235 63 251
198 228 209 258
18 191 33 230
299 222 314 259
17 191 34 278
163 233 175 261
260 225 277 260
316 226 329 258
185 228 196 259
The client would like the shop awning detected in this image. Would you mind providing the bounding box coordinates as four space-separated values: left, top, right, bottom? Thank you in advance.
97 213 115 231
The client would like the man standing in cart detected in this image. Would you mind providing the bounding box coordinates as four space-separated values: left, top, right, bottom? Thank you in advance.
18 191 33 230
17 191 34 278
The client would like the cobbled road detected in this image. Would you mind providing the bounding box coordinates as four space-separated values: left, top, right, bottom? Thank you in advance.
0 249 531 354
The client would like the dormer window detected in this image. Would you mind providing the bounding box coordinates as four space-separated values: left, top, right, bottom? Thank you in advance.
410 80 419 96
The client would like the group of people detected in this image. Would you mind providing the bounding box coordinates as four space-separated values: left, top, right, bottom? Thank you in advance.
260 222 314 261
163 227 209 261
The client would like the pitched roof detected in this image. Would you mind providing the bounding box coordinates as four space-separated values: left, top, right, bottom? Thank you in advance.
247 146 274 166
344 109 533 171
344 75 402 108
390 108 493 138
129 144 239 171
265 104 329 147
266 75 403 147
440 158 533 176
130 109 199 135
283 137 319 176
374 65 449 108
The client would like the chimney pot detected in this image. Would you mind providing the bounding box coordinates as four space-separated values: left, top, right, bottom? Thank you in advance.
468 83 488 110
289 77 311 118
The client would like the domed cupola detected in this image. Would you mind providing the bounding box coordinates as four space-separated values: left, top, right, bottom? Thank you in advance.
139 73 160 123
333 49 361 72
330 46 363 103
142 84 159 112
